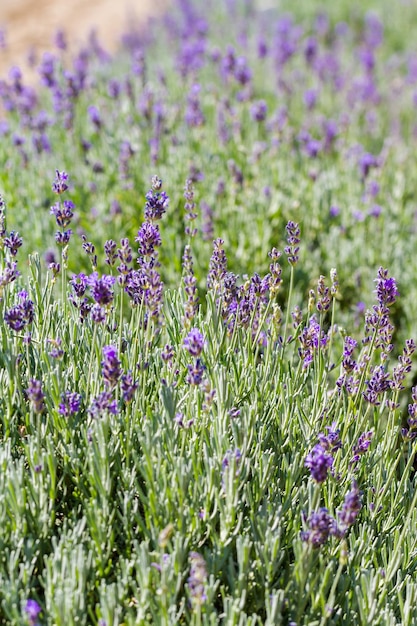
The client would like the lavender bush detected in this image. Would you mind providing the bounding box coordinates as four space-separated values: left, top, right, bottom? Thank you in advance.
0 0 417 624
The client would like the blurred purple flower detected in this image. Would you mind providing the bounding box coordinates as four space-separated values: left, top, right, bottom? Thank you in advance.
187 552 208 607
24 599 41 626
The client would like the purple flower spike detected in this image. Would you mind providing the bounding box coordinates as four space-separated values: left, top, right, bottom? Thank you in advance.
284 221 300 265
27 379 45 414
250 99 268 122
5 290 34 331
186 358 205 386
136 222 161 258
144 181 169 221
101 345 122 389
374 267 399 307
59 391 82 417
184 328 205 357
50 200 74 228
121 371 138 403
52 169 69 194
301 508 337 548
88 105 102 130
337 481 362 534
88 272 115 306
305 444 333 482
4 230 23 256
24 599 42 626
187 552 208 607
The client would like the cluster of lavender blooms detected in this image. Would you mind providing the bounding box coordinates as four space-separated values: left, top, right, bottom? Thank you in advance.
301 481 362 548
89 344 138 417
1 0 416 314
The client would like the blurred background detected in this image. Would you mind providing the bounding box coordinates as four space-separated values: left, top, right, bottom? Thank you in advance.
0 0 168 76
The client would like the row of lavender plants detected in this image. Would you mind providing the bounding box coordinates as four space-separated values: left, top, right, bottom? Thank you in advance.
1 0 417 624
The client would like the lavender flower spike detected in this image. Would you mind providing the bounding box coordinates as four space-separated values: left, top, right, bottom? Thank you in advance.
187 552 208 607
27 379 45 414
102 345 122 389
305 444 333 482
337 481 362 535
52 169 69 194
184 328 205 357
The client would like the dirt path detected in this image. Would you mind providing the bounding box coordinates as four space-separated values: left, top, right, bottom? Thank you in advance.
0 0 169 77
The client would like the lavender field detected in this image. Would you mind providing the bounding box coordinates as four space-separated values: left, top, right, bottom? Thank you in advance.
1 0 417 624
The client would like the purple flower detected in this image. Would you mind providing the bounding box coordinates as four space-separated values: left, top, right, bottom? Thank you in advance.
363 365 390 406
374 267 398 307
316 275 331 313
318 423 342 452
187 552 208 607
391 339 416 392
55 230 72 246
185 84 205 127
161 344 174 364
250 100 268 122
184 179 198 237
184 328 205 357
304 89 318 110
222 448 242 476
27 379 45 414
70 273 88 297
52 169 69 194
59 391 82 417
90 303 106 324
119 140 135 180
284 221 300 265
50 200 74 228
5 290 34 331
101 345 122 389
48 337 64 359
121 371 138 403
88 105 102 130
89 391 118 418
0 260 20 287
182 245 199 324
144 178 169 221
298 315 328 368
337 481 362 534
88 272 115 306
350 431 373 467
207 238 228 291
24 599 42 626
135 222 162 258
305 444 333 482
38 52 56 88
359 152 378 180
186 358 205 386
301 508 338 548
104 240 117 267
4 230 23 256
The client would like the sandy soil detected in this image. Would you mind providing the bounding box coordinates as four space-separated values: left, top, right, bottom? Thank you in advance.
0 0 169 77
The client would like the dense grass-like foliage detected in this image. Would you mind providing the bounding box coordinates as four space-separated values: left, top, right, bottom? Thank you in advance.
2 0 417 624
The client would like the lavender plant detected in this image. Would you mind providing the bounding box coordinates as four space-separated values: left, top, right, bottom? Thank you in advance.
0 1 417 625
